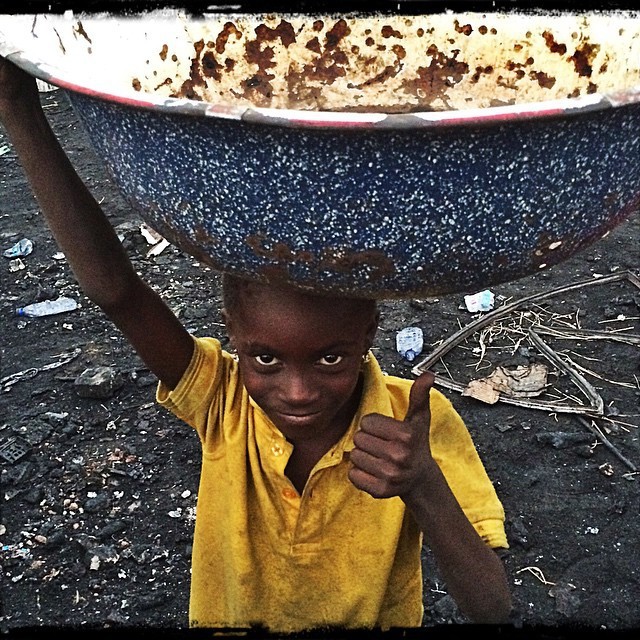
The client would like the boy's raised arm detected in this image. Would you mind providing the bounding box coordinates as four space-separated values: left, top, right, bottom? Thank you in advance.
0 57 194 390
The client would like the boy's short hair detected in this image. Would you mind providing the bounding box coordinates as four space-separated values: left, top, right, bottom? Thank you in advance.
221 272 378 319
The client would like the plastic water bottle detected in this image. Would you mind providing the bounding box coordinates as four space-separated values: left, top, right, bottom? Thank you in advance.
396 326 424 362
16 296 78 318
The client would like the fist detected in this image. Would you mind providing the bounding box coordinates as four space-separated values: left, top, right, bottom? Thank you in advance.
348 371 435 499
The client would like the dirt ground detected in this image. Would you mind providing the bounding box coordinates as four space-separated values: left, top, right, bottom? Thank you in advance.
1 87 639 638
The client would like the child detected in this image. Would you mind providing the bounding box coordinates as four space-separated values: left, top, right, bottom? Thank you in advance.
0 57 511 632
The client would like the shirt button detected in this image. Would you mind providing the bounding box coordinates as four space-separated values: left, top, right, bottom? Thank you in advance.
282 488 298 500
271 443 284 457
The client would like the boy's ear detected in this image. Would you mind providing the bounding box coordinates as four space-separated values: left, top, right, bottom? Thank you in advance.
222 309 237 349
364 309 380 351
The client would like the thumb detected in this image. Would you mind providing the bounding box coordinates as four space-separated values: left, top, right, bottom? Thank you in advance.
404 370 435 424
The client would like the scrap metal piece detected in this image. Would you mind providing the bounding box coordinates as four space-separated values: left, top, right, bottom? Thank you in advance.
0 436 31 464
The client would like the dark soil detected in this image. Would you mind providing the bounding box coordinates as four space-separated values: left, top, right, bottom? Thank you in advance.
1 88 639 638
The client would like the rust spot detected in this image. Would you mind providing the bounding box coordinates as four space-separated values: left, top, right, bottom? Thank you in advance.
471 65 493 83
513 44 523 52
245 235 394 281
312 20 324 32
239 20 297 103
306 36 322 53
381 25 403 39
255 20 297 48
542 31 567 55
532 71 556 89
358 63 401 87
201 51 223 80
171 54 178 62
454 21 473 36
365 37 375 47
417 28 424 37
403 46 469 104
177 79 201 100
392 44 406 60
215 21 243 54
74 20 92 44
154 77 173 91
132 78 141 91
479 25 488 35
571 42 600 78
319 248 395 279
587 82 598 94
325 19 350 50
159 44 168 61
246 235 314 263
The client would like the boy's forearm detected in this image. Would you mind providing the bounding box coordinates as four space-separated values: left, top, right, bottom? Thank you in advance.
1 96 139 310
402 467 512 624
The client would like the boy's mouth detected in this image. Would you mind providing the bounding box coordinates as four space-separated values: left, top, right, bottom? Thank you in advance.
274 410 322 428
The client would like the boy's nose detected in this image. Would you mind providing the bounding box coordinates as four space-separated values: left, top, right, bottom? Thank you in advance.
280 370 319 407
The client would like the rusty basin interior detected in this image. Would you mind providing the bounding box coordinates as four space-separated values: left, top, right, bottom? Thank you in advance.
2 9 640 118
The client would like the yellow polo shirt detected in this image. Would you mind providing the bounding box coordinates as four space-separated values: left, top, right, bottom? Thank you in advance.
157 336 507 632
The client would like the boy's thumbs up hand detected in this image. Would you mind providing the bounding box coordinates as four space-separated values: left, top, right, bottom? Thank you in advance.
348 371 437 499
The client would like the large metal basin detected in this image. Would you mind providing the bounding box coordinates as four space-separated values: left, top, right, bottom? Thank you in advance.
1 9 639 297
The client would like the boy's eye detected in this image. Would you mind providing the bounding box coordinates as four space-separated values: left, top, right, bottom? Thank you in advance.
318 355 343 366
254 354 281 366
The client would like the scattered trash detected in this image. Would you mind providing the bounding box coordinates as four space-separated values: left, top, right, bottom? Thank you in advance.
147 238 170 257
8 259 25 272
140 223 170 256
3 238 33 258
140 223 164 245
412 271 640 472
1 347 81 392
52 251 66 261
36 79 56 92
396 326 424 362
464 289 495 313
462 363 549 404
0 144 10 157
15 296 78 318
0 436 31 464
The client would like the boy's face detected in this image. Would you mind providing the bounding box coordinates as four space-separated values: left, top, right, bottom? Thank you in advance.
225 282 378 445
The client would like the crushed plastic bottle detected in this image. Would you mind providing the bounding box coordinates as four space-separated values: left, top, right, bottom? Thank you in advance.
3 238 33 258
16 296 78 318
464 290 495 313
396 326 424 362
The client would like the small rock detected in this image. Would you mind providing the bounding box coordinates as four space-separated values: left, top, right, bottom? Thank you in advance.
83 493 111 513
84 545 120 570
550 583 581 617
45 531 66 549
138 592 168 611
536 432 593 449
432 594 466 623
508 518 531 549
97 520 127 540
22 486 44 505
74 366 124 399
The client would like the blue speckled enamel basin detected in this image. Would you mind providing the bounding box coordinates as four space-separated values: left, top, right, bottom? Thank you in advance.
1 9 640 297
